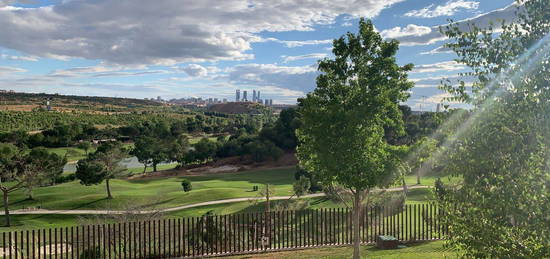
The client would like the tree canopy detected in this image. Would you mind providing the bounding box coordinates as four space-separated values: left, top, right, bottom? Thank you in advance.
296 18 414 259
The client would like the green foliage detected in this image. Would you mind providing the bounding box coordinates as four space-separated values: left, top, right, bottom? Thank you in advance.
437 1 550 257
75 142 128 198
297 18 413 192
296 19 414 258
292 176 311 197
181 179 192 192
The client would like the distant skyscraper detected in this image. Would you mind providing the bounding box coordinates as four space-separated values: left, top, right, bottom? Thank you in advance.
436 103 441 113
252 90 257 102
235 90 240 102
257 91 261 102
223 98 227 103
243 91 248 101
264 99 268 105
269 99 273 106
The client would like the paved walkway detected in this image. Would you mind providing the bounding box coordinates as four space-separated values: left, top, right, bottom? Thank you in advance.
2 185 429 215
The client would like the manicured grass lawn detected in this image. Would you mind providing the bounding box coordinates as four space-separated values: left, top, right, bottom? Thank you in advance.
46 146 91 162
2 167 297 212
225 241 457 258
126 163 179 174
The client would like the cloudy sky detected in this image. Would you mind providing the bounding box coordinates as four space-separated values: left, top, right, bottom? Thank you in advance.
0 0 517 110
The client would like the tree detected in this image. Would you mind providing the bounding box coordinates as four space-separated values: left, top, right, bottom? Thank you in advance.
409 137 438 185
436 0 549 257
181 179 192 192
170 135 190 167
76 142 128 199
133 136 171 172
296 19 413 259
0 143 22 226
20 147 66 199
77 141 92 155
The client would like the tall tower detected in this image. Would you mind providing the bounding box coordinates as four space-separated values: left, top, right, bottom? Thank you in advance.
269 99 273 106
252 90 257 102
243 91 248 101
257 91 261 102
235 90 240 102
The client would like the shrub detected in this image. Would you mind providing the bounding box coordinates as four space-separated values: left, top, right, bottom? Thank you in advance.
181 179 192 192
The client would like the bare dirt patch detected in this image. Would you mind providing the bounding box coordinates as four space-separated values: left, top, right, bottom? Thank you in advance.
128 153 298 179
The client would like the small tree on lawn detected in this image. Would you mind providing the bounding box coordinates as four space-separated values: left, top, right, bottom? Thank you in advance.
76 142 128 199
296 19 413 259
77 141 92 155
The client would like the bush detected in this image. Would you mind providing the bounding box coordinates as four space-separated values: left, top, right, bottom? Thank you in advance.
79 246 101 259
181 179 192 192
54 173 77 184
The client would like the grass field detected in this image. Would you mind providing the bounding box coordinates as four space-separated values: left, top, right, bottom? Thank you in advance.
1 188 435 231
1 163 455 232
225 241 457 258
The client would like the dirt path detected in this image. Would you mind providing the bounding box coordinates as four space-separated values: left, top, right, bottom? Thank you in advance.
1 185 429 215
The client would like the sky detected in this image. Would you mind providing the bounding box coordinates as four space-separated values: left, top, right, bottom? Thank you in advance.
0 0 517 110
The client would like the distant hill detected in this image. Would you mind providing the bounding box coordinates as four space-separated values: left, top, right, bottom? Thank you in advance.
0 92 162 113
207 102 265 114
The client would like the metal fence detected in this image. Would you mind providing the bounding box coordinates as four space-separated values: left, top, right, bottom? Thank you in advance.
0 204 446 258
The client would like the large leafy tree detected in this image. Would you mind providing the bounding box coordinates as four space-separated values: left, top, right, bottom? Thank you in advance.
296 19 413 259
21 147 66 199
0 143 22 226
76 142 128 199
437 0 549 257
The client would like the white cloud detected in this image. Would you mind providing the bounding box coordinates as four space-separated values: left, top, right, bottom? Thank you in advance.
419 45 454 55
405 0 479 18
380 24 432 39
341 21 353 27
381 3 519 46
282 53 327 63
0 0 404 64
1 53 39 61
411 61 466 73
180 64 208 77
227 63 318 92
0 66 26 75
261 38 333 48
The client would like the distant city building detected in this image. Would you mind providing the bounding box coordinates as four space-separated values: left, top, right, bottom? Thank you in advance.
436 103 442 113
157 96 162 101
252 90 257 102
223 98 227 103
243 91 248 101
269 99 273 106
257 91 261 102
264 99 269 106
235 90 240 102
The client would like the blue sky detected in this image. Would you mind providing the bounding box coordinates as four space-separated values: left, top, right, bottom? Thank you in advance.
0 0 517 110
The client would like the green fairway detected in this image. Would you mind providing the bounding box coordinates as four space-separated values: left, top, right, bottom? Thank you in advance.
2 167 297 212
2 165 447 213
0 188 435 232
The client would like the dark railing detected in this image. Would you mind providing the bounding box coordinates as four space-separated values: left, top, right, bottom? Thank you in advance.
0 204 446 258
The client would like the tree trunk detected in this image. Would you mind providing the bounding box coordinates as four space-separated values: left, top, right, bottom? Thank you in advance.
352 190 364 259
402 177 408 199
153 163 158 172
143 164 148 174
3 190 10 227
416 164 422 185
106 179 113 199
